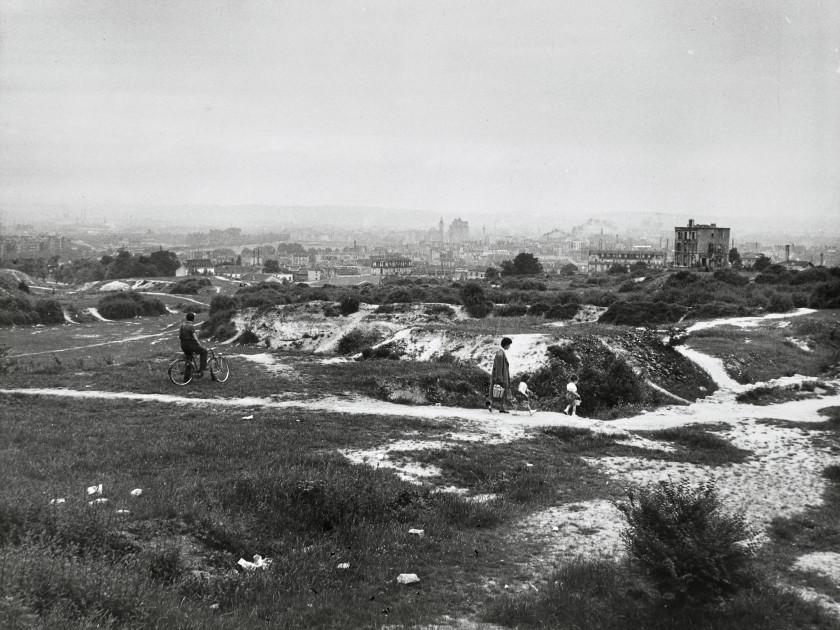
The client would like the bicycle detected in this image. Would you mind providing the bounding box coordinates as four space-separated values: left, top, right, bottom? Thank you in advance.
168 347 230 386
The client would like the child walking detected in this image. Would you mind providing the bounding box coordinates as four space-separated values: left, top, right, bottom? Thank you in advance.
562 374 581 416
516 374 536 415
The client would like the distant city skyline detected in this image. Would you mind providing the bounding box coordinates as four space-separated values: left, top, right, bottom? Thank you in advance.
1 1 838 225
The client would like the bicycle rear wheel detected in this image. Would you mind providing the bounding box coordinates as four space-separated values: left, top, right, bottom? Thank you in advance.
210 357 230 382
168 358 192 385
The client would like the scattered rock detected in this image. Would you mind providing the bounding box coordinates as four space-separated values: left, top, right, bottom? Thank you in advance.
397 573 420 585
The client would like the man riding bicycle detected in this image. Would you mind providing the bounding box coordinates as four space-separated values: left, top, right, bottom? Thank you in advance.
179 312 207 377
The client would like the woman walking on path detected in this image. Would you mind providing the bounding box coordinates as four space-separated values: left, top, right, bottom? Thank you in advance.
488 337 514 413
562 374 581 416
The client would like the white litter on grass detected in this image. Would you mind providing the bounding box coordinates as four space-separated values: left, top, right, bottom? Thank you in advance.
242 414 254 420
397 573 420 585
336 563 350 570
408 529 424 536
88 498 109 505
87 484 103 495
130 488 143 497
237 555 271 571
49 498 66 505
116 509 131 515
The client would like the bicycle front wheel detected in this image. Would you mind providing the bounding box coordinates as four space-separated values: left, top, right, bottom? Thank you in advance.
210 357 230 382
168 358 192 386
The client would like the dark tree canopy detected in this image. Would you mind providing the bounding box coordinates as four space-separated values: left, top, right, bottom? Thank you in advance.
500 253 543 276
460 282 491 318
753 254 771 271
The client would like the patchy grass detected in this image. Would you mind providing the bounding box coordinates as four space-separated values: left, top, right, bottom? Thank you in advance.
736 381 836 406
389 437 622 505
688 319 840 384
540 425 751 466
0 395 559 629
484 558 839 630
757 407 840 433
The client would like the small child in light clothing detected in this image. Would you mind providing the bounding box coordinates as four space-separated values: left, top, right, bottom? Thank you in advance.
516 374 536 415
563 374 581 416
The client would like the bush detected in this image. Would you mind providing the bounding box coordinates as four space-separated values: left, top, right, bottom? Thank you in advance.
599 300 687 326
424 303 456 318
237 328 260 344
169 278 211 294
494 303 528 317
97 292 167 320
713 268 749 286
766 291 795 313
339 296 360 316
384 289 413 304
546 344 579 366
34 299 65 324
528 302 550 317
337 329 383 355
17 281 29 293
545 303 579 320
208 295 238 316
618 480 755 606
461 282 492 318
808 280 840 309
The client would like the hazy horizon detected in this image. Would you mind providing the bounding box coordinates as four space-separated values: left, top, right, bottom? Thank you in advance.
2 1 838 225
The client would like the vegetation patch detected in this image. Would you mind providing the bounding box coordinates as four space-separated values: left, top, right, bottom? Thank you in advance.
97 291 167 320
540 426 750 466
170 277 211 294
735 381 835 406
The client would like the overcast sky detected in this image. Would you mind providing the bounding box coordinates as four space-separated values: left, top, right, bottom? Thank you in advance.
1 0 838 223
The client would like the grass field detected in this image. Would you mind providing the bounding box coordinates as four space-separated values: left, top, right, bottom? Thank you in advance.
1 280 840 628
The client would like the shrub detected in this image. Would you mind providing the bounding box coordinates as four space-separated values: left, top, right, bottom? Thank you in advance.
808 280 840 309
555 291 581 305
237 328 260 344
494 303 528 317
375 302 412 314
424 303 455 318
766 291 795 313
528 302 550 317
384 289 413 304
17 280 29 293
546 344 579 367
34 299 65 324
170 278 211 294
579 356 644 408
97 292 167 320
208 295 238 316
518 280 547 291
337 329 383 355
599 300 687 326
461 282 492 318
689 302 745 320
618 480 755 606
545 303 579 320
713 268 749 286
339 296 360 316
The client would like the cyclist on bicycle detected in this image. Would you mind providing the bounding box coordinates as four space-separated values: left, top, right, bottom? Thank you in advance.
179 312 207 377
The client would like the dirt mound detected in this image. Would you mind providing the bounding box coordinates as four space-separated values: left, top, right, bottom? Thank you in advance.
0 268 37 286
